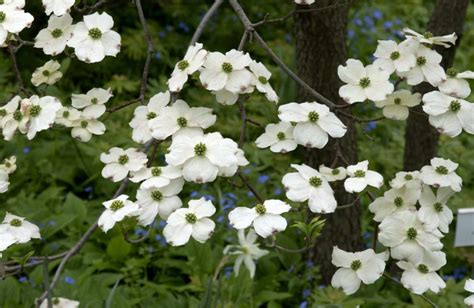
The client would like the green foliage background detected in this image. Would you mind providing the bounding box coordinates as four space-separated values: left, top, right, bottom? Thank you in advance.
0 0 473 307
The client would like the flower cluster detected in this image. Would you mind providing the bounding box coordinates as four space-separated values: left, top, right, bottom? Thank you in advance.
0 156 16 193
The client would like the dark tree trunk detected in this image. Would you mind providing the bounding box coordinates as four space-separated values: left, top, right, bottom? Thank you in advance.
295 1 359 283
403 0 469 171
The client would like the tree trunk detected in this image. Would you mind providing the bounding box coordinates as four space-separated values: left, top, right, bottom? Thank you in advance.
403 0 469 171
295 1 359 283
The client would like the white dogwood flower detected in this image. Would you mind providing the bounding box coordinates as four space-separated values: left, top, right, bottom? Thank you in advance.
319 165 347 182
397 251 446 295
130 164 182 188
0 212 40 243
163 197 216 246
1 97 29 141
42 0 75 16
0 4 33 45
0 156 16 174
338 59 394 104
217 148 249 178
389 171 422 190
398 45 445 86
228 199 290 238
344 160 384 193
373 39 417 74
249 61 278 103
98 195 140 233
331 246 389 295
199 49 253 94
34 14 74 55
418 185 454 233
1 0 25 9
149 99 215 140
31 60 62 87
278 102 346 148
379 210 443 262
255 122 297 153
282 164 337 213
368 187 418 222
438 68 474 98
419 157 462 192
465 279 474 307
71 88 112 119
295 0 315 4
168 42 207 92
39 297 80 308
403 28 457 48
25 95 62 140
422 90 474 137
55 106 81 126
70 117 105 142
0 231 15 252
67 12 121 63
374 90 421 120
130 91 170 144
165 132 239 183
212 89 239 106
223 229 268 278
100 147 148 182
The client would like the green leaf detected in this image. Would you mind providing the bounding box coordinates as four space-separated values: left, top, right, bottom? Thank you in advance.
106 236 132 260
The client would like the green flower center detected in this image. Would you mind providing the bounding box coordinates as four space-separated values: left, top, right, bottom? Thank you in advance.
177 60 189 70
151 190 163 201
0 109 6 117
185 213 197 224
29 105 42 117
258 76 268 84
255 204 266 215
88 27 102 39
309 176 323 187
394 196 404 207
62 110 70 118
52 298 60 305
404 174 413 181
332 168 340 175
423 31 433 39
10 218 22 227
177 116 187 127
110 200 124 211
147 112 157 120
407 227 417 240
433 202 443 212
354 170 366 178
359 77 371 88
13 110 22 121
417 264 429 274
446 68 458 78
390 51 400 60
51 28 63 38
118 154 129 165
450 100 461 112
308 111 319 123
151 167 162 177
416 56 426 66
394 97 401 105
91 98 98 104
42 70 50 77
351 260 362 271
435 165 448 175
0 12 5 23
194 143 206 156
277 132 285 140
222 62 233 73
80 120 88 128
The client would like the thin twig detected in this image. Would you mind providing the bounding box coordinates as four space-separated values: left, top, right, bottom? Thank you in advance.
189 0 225 46
7 42 29 95
238 173 264 203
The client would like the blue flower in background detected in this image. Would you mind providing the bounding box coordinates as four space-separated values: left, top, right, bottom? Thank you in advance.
216 215 225 223
246 191 254 197
84 186 93 193
19 276 27 283
299 301 308 308
363 16 374 27
178 21 190 33
302 289 311 298
158 31 166 38
258 174 270 184
373 10 383 20
364 121 377 132
274 188 282 196
224 266 233 278
242 168 251 175
348 29 356 39
203 194 215 201
135 228 147 237
190 191 200 198
23 147 31 154
383 21 393 29
306 261 314 268
155 234 166 246
65 276 75 284
155 52 161 60
353 18 362 26
225 192 238 200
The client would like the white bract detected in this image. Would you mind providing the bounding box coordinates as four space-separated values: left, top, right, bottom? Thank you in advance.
319 165 347 182
98 195 140 232
130 91 170 143
55 106 81 126
1 97 29 141
294 0 315 4
278 102 346 148
149 99 216 140
67 12 121 63
418 185 454 233
419 157 462 192
34 14 74 55
165 131 240 183
465 279 474 307
168 42 207 92
397 251 446 295
403 28 457 48
249 61 278 103
374 90 421 120
25 95 62 140
422 91 474 137
130 165 182 188
31 60 62 87
70 117 105 142
228 199 290 238
389 170 422 190
0 212 40 243
71 88 112 119
373 39 417 74
439 68 474 98
0 4 33 46
344 160 384 193
398 45 445 86
0 170 10 193
331 246 388 295
100 147 148 182
338 59 393 104
378 210 443 262
39 297 80 308
282 164 337 213
368 187 418 222
199 49 253 94
0 231 15 251
163 197 216 246
42 0 75 16
255 122 297 153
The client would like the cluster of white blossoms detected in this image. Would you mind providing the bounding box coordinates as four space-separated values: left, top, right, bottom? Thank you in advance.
0 0 33 46
0 156 16 193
